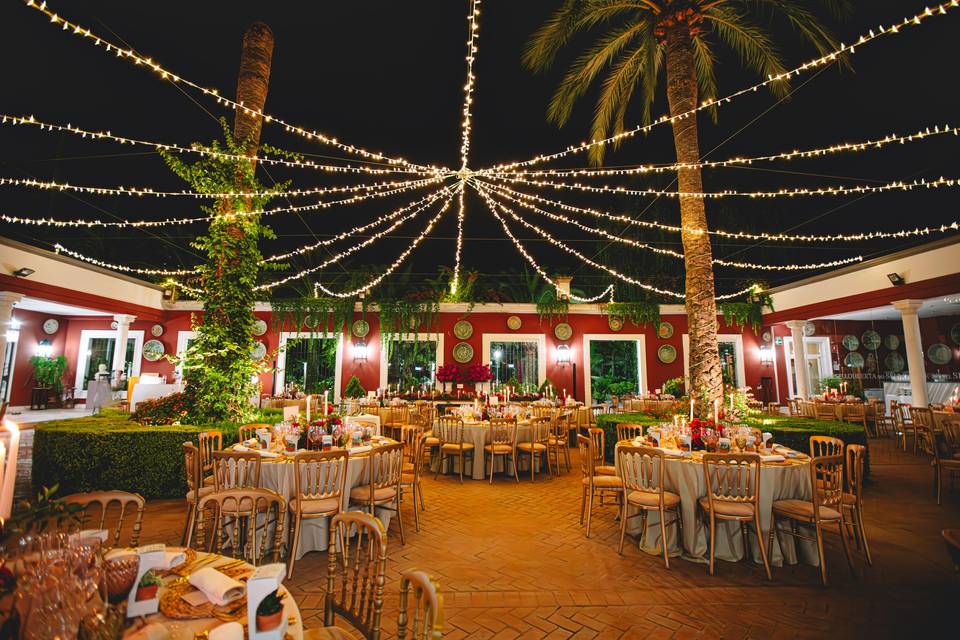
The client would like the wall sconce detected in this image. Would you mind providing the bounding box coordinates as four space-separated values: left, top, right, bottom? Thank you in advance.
759 345 774 365
556 344 571 366
887 272 906 286
36 338 53 358
13 267 35 278
353 340 368 362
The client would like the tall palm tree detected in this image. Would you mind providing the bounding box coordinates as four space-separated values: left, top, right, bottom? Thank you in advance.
523 0 846 407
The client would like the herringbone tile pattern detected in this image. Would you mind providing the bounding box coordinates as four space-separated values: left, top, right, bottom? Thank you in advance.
113 438 960 637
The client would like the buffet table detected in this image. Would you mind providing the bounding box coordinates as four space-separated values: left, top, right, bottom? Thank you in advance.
883 381 959 408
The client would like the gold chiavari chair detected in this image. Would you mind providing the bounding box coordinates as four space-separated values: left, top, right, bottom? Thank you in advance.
765 402 781 416
387 405 411 440
238 423 271 444
197 430 223 486
617 444 681 568
517 416 552 481
212 450 263 491
801 401 817 419
351 442 406 544
700 453 772 580
814 402 837 422
434 417 475 483
532 405 556 419
616 423 645 443
402 424 426 476
547 413 571 473
484 418 518 484
942 418 960 454
842 444 872 566
770 453 855 585
63 490 145 548
910 406 935 455
610 395 620 412
182 442 212 546
401 434 429 531
865 399 883 437
397 570 443 640
195 488 285 564
577 435 624 538
894 403 914 451
810 435 844 458
287 450 349 579
919 424 960 505
844 403 867 430
788 398 800 416
589 428 616 476
322 511 388 640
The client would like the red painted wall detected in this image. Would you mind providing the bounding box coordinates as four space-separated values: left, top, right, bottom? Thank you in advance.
7 309 69 406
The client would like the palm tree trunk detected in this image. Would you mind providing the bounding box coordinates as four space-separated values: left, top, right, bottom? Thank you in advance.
234 21 274 158
664 25 723 408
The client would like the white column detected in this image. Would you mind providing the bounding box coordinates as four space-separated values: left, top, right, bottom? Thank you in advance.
0 292 23 368
785 320 811 399
892 299 927 407
112 314 136 375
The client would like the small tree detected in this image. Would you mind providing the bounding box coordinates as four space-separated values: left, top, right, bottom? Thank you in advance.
344 375 367 399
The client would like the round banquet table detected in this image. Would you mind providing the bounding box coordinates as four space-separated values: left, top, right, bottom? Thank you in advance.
244 442 397 561
435 421 540 480
142 552 303 639
615 445 819 567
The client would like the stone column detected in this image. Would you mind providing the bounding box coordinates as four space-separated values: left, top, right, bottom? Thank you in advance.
112 314 136 376
892 299 927 407
785 320 811 399
0 292 24 370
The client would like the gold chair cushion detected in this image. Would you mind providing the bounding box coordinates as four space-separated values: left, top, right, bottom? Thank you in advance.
202 475 215 487
548 436 567 445
424 436 440 446
441 442 475 452
595 465 617 476
772 499 841 521
629 490 681 509
402 462 415 473
484 443 514 453
186 486 215 503
516 442 547 451
697 496 755 518
584 475 623 488
841 493 857 506
349 485 398 503
289 497 340 515
303 627 353 640
401 472 418 484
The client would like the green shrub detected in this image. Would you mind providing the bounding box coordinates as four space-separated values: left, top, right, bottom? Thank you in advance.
343 375 366 399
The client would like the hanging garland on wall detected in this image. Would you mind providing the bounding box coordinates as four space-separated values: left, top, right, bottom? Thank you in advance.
718 292 774 333
603 301 661 329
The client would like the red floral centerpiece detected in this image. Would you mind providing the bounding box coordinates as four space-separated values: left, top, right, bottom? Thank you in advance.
436 363 460 393
463 363 493 383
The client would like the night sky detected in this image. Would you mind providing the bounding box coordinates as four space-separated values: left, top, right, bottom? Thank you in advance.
0 1 957 300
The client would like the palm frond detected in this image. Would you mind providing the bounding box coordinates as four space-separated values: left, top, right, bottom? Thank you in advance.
522 0 585 73
704 5 789 98
691 34 719 124
741 0 845 61
574 0 655 29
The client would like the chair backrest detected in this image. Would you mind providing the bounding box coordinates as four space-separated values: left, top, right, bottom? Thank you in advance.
810 435 844 458
238 423 271 444
895 403 912 425
810 453 845 516
293 450 349 503
529 416 551 443
845 403 865 421
617 444 665 496
436 417 465 446
702 453 761 509
325 510 388 639
814 403 836 421
787 398 800 416
390 406 410 426
909 406 934 429
63 490 146 547
197 430 223 476
402 425 426 465
917 424 939 460
576 434 594 479
588 428 606 466
212 450 262 491
488 419 517 448
616 423 645 442
942 419 960 451
183 441 200 494
930 403 945 411
532 406 556 419
397 569 443 640
845 444 866 503
368 442 405 494
196 488 285 563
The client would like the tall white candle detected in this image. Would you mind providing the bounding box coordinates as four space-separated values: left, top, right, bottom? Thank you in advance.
323 390 329 417
713 398 719 423
306 395 311 422
690 398 694 420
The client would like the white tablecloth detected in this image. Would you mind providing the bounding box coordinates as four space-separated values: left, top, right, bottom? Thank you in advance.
130 382 180 411
437 421 538 480
344 413 382 436
616 448 818 567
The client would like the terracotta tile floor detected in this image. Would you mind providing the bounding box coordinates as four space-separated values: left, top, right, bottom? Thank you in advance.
32 437 960 637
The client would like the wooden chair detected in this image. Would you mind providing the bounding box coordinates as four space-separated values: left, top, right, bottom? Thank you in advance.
351 442 406 544
182 442 213 546
62 490 145 548
874 410 895 439
401 434 429 531
810 435 844 458
434 417 475 483
197 430 223 486
401 424 426 476
387 406 410 440
616 423 645 443
397 570 443 640
814 402 837 422
517 417 552 481
287 450 349 579
942 418 960 453
700 453 772 580
195 488 285 564
918 424 960 505
910 406 935 455
844 403 867 430
842 444 872 565
894 403 915 451
484 418 518 483
532 406 556 419
577 435 624 538
588 428 616 476
211 450 262 491
547 413 571 473
238 422 271 444
770 453 855 585
617 444 682 568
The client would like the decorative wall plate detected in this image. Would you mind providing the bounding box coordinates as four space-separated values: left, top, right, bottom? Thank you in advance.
883 334 901 351
802 322 816 337
352 319 370 338
110 320 119 330
927 343 952 366
554 323 573 341
303 314 319 329
608 316 624 332
506 315 522 331
452 341 474 363
841 334 859 351
861 330 881 351
250 341 267 361
843 352 865 369
142 339 165 362
150 323 164 337
42 318 59 334
951 323 960 346
657 344 677 364
761 330 772 343
884 352 905 373
252 319 268 336
657 322 674 339
453 320 474 340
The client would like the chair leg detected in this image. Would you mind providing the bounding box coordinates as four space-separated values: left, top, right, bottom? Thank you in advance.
182 502 196 547
935 464 942 505
708 513 717 576
530 451 535 482
286 514 301 579
837 518 855 577
659 508 670 569
417 481 426 511
638 510 648 550
856 506 872 566
814 523 828 586
458 454 464 484
487 453 494 484
585 488 595 538
740 522 750 560
618 499 629 555
754 515 773 581
394 499 406 546
412 486 421 533
434 451 445 480
579 486 587 525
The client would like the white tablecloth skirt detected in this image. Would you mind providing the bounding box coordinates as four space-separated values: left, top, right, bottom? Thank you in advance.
435 422 542 480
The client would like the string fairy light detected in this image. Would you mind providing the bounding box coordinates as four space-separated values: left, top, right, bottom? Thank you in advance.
54 243 197 275
0 113 437 176
477 124 960 179
459 0 481 169
451 180 467 294
486 173 960 200
161 277 203 296
480 180 864 271
485 182 960 243
258 187 456 292
487 1 960 173
23 0 444 174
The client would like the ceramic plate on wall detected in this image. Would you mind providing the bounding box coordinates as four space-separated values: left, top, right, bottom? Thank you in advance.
251 341 267 361
453 320 474 340
352 319 370 338
951 323 960 346
883 334 901 351
150 324 164 337
927 343 952 366
657 344 677 364
506 315 522 331
252 319 268 336
843 352 865 369
142 339 165 362
607 316 624 332
841 334 859 351
657 322 674 339
554 323 573 341
884 352 905 373
861 330 881 351
452 341 474 363
803 322 816 337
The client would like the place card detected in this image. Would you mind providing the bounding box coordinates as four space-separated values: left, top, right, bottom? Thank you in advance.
126 544 167 618
247 563 288 640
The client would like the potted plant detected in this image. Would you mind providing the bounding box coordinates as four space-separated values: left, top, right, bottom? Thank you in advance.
256 589 286 631
28 355 67 407
135 570 162 601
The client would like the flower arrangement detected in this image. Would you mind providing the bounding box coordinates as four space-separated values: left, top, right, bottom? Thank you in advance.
436 363 460 383
463 363 493 383
132 391 189 426
688 417 718 451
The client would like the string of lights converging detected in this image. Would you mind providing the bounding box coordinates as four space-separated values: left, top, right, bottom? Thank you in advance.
7 0 960 303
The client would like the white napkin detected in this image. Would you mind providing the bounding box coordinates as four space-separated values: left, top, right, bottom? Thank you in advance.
258 450 281 458
208 622 244 640
773 446 800 458
660 448 690 458
161 550 186 569
187 567 245 606
233 444 250 452
349 445 372 454
123 623 170 640
759 454 786 462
